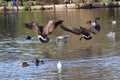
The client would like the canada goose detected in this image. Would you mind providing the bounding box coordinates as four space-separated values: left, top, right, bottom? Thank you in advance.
60 25 93 40
25 20 64 43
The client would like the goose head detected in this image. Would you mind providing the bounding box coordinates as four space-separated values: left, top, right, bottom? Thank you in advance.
38 35 50 43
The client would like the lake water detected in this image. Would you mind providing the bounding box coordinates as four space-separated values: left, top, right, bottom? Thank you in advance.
0 8 120 80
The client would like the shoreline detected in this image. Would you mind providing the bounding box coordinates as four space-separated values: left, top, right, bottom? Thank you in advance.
0 2 120 11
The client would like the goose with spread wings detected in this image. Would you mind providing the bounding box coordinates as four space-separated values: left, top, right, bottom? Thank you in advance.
60 24 95 40
25 20 63 43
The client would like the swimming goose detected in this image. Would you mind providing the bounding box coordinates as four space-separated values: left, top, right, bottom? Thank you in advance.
25 20 64 43
60 24 93 40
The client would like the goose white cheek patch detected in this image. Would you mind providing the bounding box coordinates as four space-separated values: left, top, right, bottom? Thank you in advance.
37 35 47 41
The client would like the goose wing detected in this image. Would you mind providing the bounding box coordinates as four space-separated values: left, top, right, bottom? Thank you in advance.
42 20 63 35
25 22 42 35
60 25 81 35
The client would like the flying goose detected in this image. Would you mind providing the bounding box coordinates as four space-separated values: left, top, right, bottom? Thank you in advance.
60 24 93 40
25 20 63 43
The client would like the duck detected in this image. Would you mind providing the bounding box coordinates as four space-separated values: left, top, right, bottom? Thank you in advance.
25 36 31 40
35 59 44 66
19 62 29 67
60 24 93 40
25 20 64 43
35 59 40 66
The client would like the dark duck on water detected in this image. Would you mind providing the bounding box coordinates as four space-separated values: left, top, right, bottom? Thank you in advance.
25 20 64 43
35 59 44 66
25 36 32 40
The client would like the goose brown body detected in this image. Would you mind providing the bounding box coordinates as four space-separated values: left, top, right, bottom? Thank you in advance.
60 25 93 40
